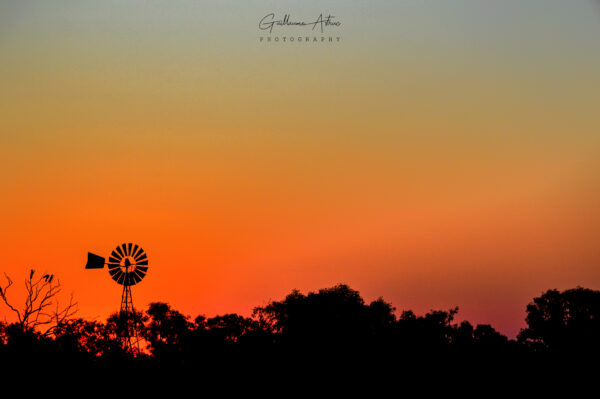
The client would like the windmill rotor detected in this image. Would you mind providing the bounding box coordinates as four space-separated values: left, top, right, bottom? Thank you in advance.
106 243 149 286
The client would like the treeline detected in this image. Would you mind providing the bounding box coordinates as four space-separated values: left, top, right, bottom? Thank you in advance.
2 284 600 368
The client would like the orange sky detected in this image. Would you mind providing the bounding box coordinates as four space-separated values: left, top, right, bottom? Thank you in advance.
1 1 600 337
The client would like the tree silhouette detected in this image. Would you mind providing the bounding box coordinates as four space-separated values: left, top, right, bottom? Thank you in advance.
144 302 192 360
518 287 600 353
253 284 396 352
395 307 459 352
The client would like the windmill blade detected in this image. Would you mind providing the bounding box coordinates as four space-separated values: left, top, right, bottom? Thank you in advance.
111 249 123 260
131 244 139 258
130 272 142 285
133 269 146 279
133 247 145 260
121 243 128 257
131 247 140 259
108 256 121 264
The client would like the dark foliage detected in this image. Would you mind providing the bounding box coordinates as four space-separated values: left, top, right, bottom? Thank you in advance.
252 284 393 349
518 286 600 353
1 284 599 377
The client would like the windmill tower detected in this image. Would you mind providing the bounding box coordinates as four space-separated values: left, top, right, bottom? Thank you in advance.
85 243 149 354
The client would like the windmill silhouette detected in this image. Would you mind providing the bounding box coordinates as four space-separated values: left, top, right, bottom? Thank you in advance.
85 243 149 354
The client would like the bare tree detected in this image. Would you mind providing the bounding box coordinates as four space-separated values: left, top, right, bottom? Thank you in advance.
0 269 77 336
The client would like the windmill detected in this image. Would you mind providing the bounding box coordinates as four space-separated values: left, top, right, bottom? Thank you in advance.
85 243 149 354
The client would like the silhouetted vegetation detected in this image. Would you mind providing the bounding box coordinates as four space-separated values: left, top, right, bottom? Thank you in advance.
1 282 599 375
518 287 600 353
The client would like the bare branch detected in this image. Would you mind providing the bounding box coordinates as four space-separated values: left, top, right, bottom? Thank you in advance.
0 271 77 334
0 273 21 323
42 292 78 336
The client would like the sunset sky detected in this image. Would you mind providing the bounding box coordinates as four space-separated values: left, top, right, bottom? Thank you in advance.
1 0 599 337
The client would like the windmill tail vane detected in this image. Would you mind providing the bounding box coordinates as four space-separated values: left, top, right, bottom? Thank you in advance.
85 243 149 355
